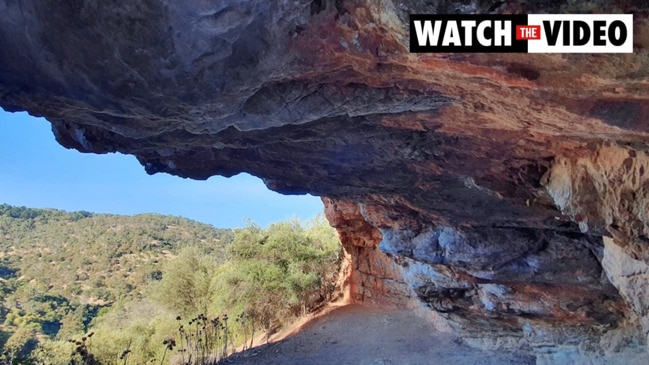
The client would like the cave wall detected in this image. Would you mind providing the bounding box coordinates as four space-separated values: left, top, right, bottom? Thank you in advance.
323 197 415 307
3 0 649 362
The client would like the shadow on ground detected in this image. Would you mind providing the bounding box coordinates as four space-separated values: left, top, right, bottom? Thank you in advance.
219 305 535 365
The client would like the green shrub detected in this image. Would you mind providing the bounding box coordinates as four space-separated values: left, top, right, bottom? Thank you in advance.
29 339 76 365
0 205 342 364
1 327 38 363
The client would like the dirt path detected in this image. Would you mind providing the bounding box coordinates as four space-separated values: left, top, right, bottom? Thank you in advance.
221 305 535 365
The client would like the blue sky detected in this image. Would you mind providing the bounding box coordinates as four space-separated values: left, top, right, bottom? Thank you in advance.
0 109 324 228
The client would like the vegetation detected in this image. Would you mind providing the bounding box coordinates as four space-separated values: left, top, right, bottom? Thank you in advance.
0 204 342 364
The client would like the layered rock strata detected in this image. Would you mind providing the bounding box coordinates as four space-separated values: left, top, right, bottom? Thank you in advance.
3 0 649 362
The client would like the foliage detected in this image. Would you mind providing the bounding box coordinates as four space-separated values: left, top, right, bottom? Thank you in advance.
213 217 342 334
28 339 76 365
153 247 217 316
0 204 342 363
0 327 37 364
0 204 232 362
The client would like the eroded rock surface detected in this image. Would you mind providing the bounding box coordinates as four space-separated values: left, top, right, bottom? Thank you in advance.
3 0 649 362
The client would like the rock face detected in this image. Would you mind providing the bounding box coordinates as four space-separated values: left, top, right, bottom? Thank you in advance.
3 0 649 362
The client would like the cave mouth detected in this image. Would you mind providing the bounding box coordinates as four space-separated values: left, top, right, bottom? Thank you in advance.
2 0 649 363
0 109 325 229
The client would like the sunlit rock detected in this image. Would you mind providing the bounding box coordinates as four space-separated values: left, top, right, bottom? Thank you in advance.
3 0 649 362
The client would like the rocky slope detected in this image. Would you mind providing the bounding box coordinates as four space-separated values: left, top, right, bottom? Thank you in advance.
2 0 649 362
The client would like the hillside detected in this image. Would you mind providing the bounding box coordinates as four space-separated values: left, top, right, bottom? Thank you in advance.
0 204 342 364
5 1 649 362
0 204 233 306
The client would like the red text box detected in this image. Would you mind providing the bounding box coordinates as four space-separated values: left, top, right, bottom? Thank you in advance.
516 25 541 40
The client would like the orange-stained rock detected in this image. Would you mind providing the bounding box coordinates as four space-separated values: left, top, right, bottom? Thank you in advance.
323 198 415 307
3 0 649 361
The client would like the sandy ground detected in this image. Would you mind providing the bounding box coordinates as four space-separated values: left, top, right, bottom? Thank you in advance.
220 304 535 365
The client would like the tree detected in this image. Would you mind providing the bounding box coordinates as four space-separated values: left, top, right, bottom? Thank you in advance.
57 311 85 341
154 247 215 315
29 339 76 365
213 217 342 332
1 327 38 363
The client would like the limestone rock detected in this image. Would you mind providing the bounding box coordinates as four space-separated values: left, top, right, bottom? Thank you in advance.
603 237 649 345
2 0 649 362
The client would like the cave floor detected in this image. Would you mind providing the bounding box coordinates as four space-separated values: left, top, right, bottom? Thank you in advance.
221 304 534 365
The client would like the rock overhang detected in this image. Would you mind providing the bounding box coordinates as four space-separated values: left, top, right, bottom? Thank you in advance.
3 0 649 362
